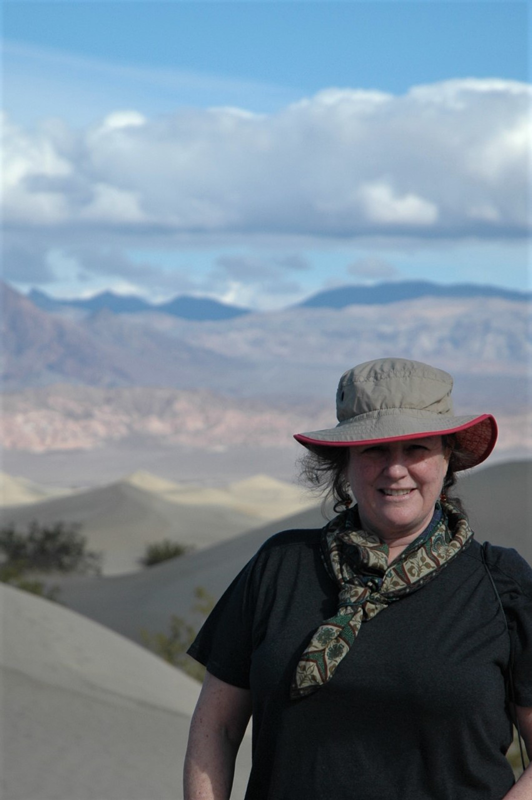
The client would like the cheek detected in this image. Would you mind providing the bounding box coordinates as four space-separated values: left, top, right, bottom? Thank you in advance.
423 458 449 491
347 460 378 496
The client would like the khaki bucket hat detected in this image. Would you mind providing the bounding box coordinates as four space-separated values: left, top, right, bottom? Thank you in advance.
294 358 497 469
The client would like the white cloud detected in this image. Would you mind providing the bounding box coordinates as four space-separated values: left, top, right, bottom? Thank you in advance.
3 78 530 268
79 183 145 223
358 181 438 226
97 111 147 131
471 115 531 182
2 115 73 224
43 246 203 300
218 279 304 311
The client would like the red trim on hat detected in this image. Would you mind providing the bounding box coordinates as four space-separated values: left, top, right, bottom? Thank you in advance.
293 414 498 467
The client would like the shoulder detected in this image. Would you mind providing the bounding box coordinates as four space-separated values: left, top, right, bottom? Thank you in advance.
464 540 532 599
248 527 325 583
215 528 324 597
258 527 323 554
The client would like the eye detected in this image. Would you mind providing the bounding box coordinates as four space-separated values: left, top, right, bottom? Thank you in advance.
361 445 385 454
407 443 429 452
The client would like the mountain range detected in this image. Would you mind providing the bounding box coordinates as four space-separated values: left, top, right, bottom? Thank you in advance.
28 287 250 321
3 281 530 394
299 280 531 308
28 280 532 319
2 282 242 390
3 280 530 457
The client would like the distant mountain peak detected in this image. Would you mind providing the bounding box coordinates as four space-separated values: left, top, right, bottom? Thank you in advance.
297 280 531 309
25 287 250 321
158 295 250 321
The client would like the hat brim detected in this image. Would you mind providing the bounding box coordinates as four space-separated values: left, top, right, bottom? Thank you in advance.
294 411 498 470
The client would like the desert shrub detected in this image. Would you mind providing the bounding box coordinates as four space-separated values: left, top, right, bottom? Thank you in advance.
141 616 204 680
0 521 102 575
139 539 189 567
141 586 216 681
0 562 61 602
192 585 216 616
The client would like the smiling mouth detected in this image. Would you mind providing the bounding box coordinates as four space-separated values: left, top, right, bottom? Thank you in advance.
380 489 414 496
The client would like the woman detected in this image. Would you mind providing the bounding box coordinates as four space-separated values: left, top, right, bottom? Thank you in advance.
184 358 532 799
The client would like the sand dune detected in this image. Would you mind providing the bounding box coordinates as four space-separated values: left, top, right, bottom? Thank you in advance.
458 459 532 563
0 479 263 575
2 580 201 714
124 468 184 494
131 471 318 519
1 471 317 575
1 581 252 800
0 470 73 507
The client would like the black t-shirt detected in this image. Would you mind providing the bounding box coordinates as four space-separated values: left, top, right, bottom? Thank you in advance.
188 529 532 800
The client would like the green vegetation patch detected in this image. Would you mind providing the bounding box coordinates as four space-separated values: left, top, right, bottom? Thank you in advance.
0 520 102 601
141 586 215 681
139 539 190 567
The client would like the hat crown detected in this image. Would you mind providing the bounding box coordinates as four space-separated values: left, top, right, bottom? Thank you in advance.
336 358 454 423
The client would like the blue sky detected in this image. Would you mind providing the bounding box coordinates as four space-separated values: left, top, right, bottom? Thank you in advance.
3 1 530 308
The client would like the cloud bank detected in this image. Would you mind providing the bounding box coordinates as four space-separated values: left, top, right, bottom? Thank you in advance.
4 79 530 238
2 78 530 306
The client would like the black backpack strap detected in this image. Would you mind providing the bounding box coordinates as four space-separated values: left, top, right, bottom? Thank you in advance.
480 542 526 773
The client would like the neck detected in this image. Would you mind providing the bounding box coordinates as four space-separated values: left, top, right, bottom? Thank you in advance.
354 504 441 554
381 530 423 549
386 540 415 562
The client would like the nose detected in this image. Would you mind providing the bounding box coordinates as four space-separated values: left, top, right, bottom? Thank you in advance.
381 446 409 478
382 461 408 479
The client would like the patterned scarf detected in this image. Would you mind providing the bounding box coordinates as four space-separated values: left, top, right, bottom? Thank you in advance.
291 499 472 699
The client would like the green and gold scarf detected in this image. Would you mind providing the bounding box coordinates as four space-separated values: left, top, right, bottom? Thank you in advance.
291 499 472 699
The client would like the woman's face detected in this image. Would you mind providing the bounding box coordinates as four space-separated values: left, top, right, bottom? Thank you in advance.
346 436 450 542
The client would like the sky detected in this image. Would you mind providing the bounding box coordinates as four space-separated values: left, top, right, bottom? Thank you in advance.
3 1 531 310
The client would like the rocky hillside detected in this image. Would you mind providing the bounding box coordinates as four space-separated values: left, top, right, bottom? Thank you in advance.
1 283 243 391
2 283 530 394
2 283 530 456
0 385 329 452
2 383 529 456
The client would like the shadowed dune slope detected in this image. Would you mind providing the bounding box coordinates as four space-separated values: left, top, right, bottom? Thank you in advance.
457 460 532 563
2 582 254 800
52 461 531 650
52 506 325 644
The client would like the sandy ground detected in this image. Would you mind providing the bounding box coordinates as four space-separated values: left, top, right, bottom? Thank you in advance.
1 582 252 800
1 469 317 799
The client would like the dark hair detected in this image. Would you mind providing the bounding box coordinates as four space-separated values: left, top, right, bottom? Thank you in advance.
298 445 350 513
298 434 471 515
